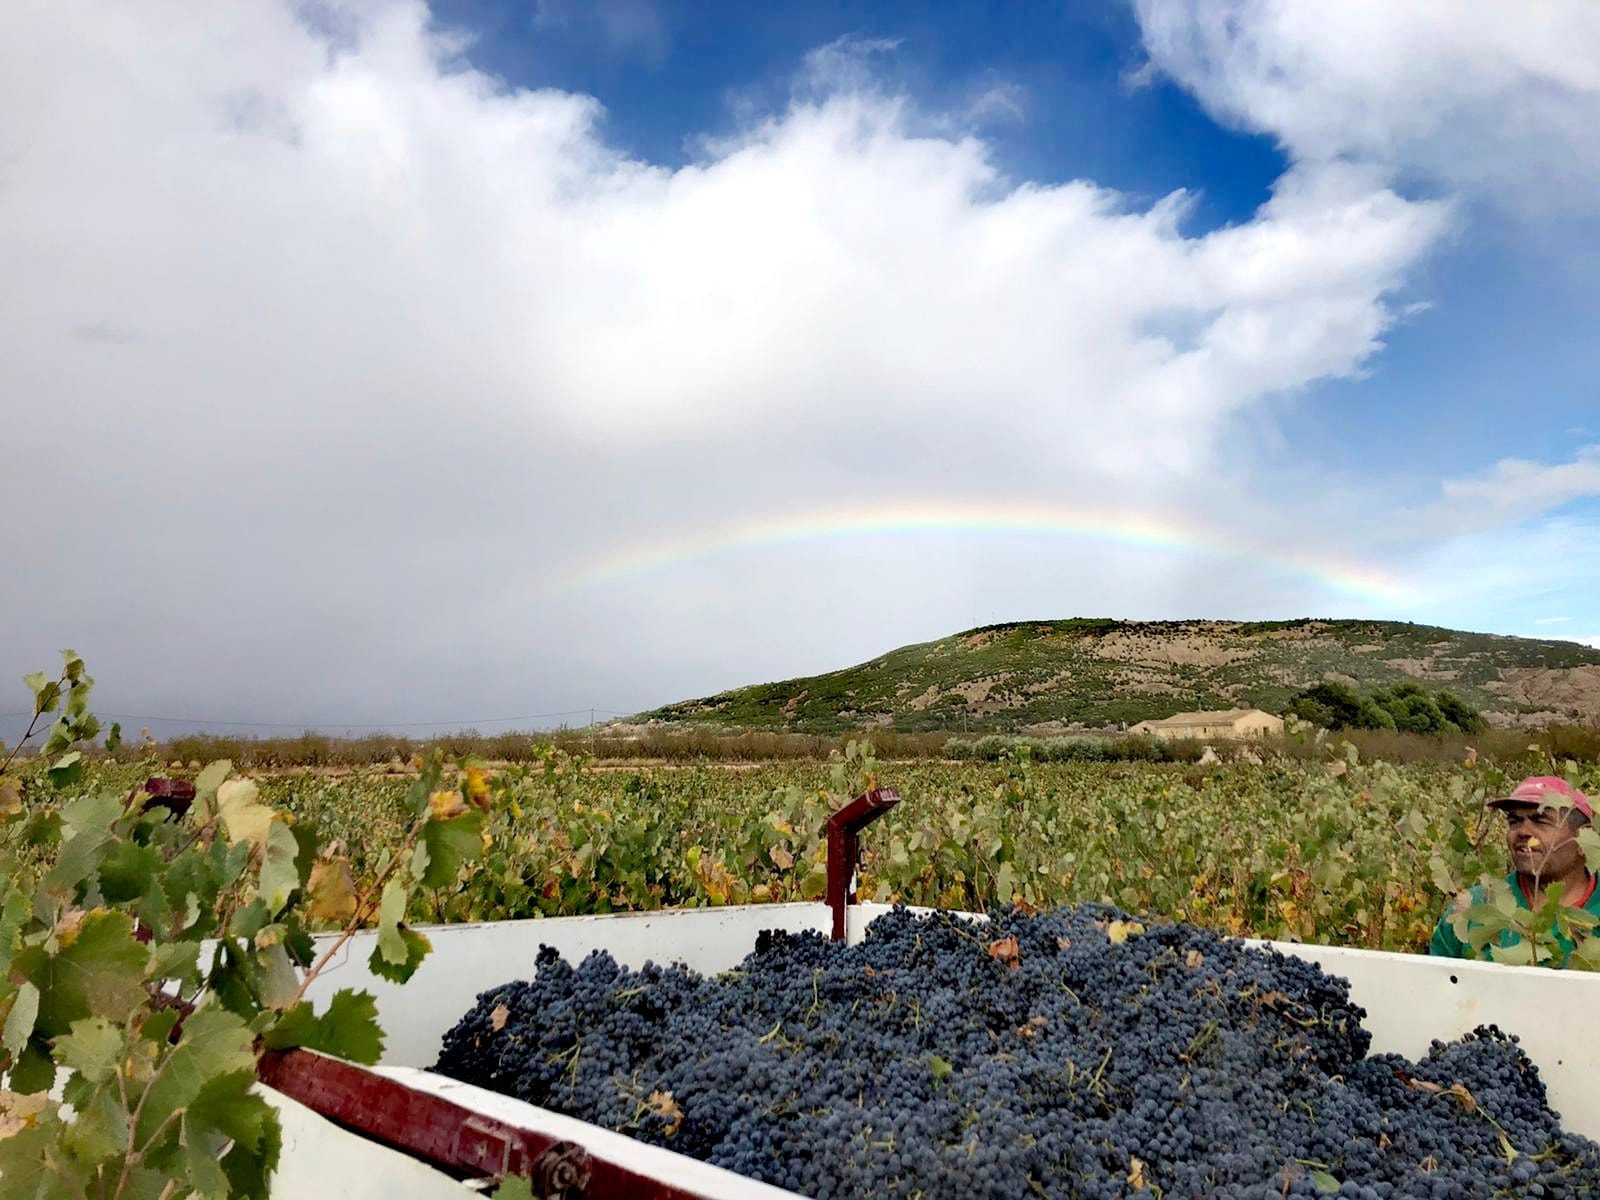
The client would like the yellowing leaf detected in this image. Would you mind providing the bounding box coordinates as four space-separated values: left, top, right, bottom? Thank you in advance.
647 1090 684 1136
0 1090 51 1140
1127 1158 1148 1189
0 778 21 817
306 859 357 925
428 790 467 821
1107 919 1145 945
769 845 794 870
463 767 491 811
490 1004 509 1032
217 779 274 848
987 936 1021 970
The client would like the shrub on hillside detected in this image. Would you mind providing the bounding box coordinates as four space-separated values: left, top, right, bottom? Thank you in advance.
1285 680 1485 735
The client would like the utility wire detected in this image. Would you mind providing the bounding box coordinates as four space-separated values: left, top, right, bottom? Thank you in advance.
0 707 633 730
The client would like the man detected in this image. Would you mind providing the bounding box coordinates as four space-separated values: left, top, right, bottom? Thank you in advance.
1430 775 1600 965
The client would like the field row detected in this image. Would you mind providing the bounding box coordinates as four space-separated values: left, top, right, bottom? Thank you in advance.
217 745 1580 954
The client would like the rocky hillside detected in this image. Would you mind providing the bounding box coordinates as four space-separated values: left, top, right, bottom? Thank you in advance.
636 618 1600 733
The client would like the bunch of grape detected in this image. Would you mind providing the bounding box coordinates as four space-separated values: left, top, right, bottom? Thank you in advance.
435 905 1600 1199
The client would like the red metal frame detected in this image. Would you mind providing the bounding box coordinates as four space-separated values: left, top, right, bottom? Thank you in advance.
260 1049 698 1199
825 787 901 941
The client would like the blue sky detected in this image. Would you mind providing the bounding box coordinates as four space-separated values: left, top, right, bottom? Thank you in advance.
1 0 1598 733
432 1 1287 223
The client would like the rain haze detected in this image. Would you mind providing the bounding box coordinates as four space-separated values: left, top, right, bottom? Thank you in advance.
3 0 1599 738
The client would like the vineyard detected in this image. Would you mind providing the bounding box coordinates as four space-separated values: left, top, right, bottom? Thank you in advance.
6 659 1600 1197
38 741 1591 954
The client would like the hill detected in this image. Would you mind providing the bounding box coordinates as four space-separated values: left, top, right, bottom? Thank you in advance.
635 618 1600 733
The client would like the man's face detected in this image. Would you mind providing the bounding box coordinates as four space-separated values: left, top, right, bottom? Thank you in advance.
1502 802 1587 880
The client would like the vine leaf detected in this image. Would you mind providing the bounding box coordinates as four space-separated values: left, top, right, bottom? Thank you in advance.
368 926 432 985
375 878 410 965
305 859 358 924
18 910 148 1039
263 990 384 1065
218 779 274 849
51 1017 123 1084
258 822 301 916
1107 919 1145 945
2 983 39 1059
419 810 484 889
135 1008 257 1146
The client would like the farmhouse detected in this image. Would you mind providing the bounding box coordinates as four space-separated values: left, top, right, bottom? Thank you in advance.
1128 708 1284 740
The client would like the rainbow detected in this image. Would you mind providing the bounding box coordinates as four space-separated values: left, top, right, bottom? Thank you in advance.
550 499 1415 605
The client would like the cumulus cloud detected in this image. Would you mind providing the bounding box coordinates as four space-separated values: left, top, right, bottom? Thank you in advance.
1133 0 1600 212
1394 446 1600 538
0 1 1452 725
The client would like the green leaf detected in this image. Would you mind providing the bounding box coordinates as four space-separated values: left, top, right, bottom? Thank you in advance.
22 910 148 1038
1580 827 1600 874
289 819 321 889
8 1037 56 1093
140 1008 181 1046
229 897 271 942
367 925 432 984
419 810 484 889
376 877 409 965
0 1115 91 1199
61 790 122 840
184 1120 233 1200
491 1177 537 1200
799 863 829 900
258 820 302 916
52 1016 123 1083
1490 940 1537 966
2 981 39 1059
262 989 384 1064
1310 1170 1342 1194
98 839 161 903
147 939 203 991
178 1068 278 1199
41 717 73 759
220 1100 283 1200
104 722 122 753
928 1055 953 1081
45 752 83 790
136 1007 257 1147
189 1067 276 1151
194 759 232 810
59 1076 126 1162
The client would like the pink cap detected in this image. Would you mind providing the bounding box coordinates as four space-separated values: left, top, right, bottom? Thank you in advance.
1489 775 1593 822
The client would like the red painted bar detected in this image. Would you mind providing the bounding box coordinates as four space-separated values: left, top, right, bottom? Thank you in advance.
825 787 900 940
260 1049 705 1198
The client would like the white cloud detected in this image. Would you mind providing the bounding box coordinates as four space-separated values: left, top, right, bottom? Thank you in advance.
1133 0 1600 213
0 1 1456 723
1430 445 1600 530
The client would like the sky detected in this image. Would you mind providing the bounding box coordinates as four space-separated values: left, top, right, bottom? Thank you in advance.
2 0 1599 738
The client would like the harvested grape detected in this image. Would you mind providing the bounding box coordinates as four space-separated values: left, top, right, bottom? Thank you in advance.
435 905 1600 1199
